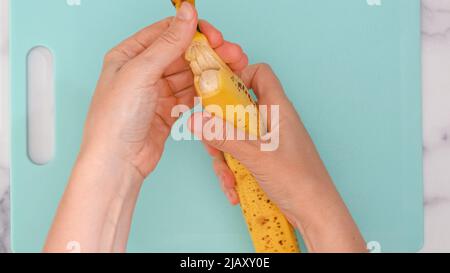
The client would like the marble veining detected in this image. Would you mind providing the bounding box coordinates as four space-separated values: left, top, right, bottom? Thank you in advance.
421 0 450 252
0 168 9 253
0 0 10 253
1 0 450 252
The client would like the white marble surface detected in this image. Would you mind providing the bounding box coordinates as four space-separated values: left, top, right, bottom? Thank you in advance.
421 0 450 253
0 0 10 253
1 0 450 253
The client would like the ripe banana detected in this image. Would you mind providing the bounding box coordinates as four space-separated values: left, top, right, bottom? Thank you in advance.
171 0 300 253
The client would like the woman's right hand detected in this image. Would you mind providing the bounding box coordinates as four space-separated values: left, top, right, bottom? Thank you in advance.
190 63 333 218
189 63 367 252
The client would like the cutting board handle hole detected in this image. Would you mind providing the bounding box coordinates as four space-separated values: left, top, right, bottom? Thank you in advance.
27 46 55 165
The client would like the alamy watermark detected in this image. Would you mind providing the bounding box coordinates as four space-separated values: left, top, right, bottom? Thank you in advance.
170 97 280 152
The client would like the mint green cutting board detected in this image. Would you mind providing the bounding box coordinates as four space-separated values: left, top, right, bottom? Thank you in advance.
10 0 423 252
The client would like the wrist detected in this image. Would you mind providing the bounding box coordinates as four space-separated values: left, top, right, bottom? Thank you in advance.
52 149 144 252
287 177 367 252
74 147 145 194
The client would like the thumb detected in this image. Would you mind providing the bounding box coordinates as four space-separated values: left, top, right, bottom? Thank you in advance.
136 2 198 81
188 112 261 162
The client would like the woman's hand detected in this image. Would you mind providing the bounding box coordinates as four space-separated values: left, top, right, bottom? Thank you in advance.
45 2 249 253
189 64 367 253
81 3 248 180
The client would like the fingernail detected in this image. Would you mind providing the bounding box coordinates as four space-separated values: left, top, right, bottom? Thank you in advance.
220 174 229 186
225 191 234 202
176 2 194 21
227 191 238 204
220 177 226 189
221 173 232 188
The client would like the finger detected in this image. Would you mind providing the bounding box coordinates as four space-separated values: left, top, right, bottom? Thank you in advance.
188 112 260 161
204 143 239 201
214 42 245 65
174 86 197 109
219 179 239 206
164 57 190 77
152 80 179 126
238 63 289 106
199 20 225 49
204 143 222 158
109 17 172 62
228 53 249 72
213 157 236 190
165 69 194 93
156 78 195 111
199 20 248 72
213 158 239 205
165 21 244 76
224 188 240 206
131 2 198 83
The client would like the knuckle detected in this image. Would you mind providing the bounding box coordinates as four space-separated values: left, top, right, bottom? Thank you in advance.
231 43 243 53
160 16 174 29
211 138 227 150
103 49 121 65
258 63 272 72
229 43 244 59
216 31 225 44
159 29 180 46
163 16 174 23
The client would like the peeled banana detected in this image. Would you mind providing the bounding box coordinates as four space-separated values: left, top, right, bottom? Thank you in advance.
171 0 300 253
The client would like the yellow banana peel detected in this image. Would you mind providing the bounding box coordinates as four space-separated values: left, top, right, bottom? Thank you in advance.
172 0 300 253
